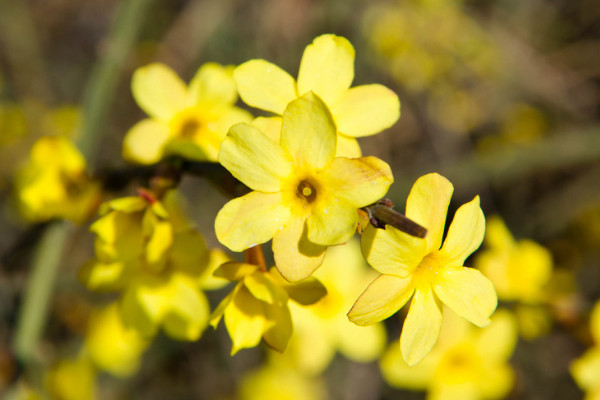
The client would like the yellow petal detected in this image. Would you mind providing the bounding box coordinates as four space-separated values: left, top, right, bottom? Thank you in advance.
279 275 327 305
439 196 485 267
209 286 237 328
297 34 354 105
406 173 454 253
225 286 267 354
216 191 291 252
591 301 600 344
244 271 289 306
132 63 186 120
484 215 516 250
361 225 427 276
272 216 326 282
380 343 436 390
218 123 291 192
120 276 165 337
78 259 129 291
331 84 400 137
348 274 414 326
234 59 297 114
306 196 356 246
214 262 259 281
145 220 173 268
262 303 293 352
475 309 517 361
434 266 497 327
337 321 387 362
250 116 282 142
571 347 600 391
122 119 170 164
280 92 336 171
335 134 362 157
400 286 442 366
319 156 393 206
161 274 210 341
188 62 237 105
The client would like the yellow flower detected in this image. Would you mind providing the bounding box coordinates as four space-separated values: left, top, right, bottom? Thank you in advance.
84 303 150 377
79 193 212 341
45 354 97 400
234 34 400 158
276 239 387 375
238 363 327 400
477 216 552 303
380 308 517 400
348 173 497 366
123 62 252 164
15 136 100 224
210 260 327 355
215 92 393 281
571 301 600 400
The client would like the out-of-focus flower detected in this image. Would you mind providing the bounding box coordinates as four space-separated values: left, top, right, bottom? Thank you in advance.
381 308 517 400
234 33 400 157
349 173 496 366
238 363 327 400
215 92 393 281
476 216 554 339
210 258 327 354
84 302 150 377
45 354 97 400
571 301 600 400
272 239 386 375
15 136 100 224
80 191 214 341
123 62 252 164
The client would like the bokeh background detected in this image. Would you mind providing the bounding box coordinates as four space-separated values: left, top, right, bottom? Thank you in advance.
1 0 600 398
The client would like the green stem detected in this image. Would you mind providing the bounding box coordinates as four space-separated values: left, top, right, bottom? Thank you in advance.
78 0 156 164
13 221 70 362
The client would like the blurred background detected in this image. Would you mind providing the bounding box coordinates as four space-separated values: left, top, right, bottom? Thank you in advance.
1 0 600 398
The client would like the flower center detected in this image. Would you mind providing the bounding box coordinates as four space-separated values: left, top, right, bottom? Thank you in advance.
179 118 202 138
297 180 317 203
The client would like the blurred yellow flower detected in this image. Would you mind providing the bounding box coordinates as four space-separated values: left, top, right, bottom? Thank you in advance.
234 33 400 157
210 259 327 355
15 136 100 224
348 173 496 366
274 239 386 375
123 62 252 164
238 363 327 400
45 354 97 400
84 302 150 377
381 308 517 400
80 192 213 341
476 215 554 339
215 92 393 281
571 301 600 400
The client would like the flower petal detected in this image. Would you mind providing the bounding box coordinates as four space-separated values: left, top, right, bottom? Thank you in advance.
132 63 186 120
161 274 210 341
225 286 267 354
306 196 357 246
262 303 293 352
434 266 497 327
406 173 454 253
332 84 400 137
250 116 282 142
361 225 427 276
439 196 486 267
122 119 170 164
280 92 336 171
319 156 393 207
272 216 326 282
234 59 297 114
348 274 414 326
214 262 259 281
270 268 327 305
188 62 237 105
337 321 387 362
219 123 291 192
244 271 289 306
335 134 362 158
400 285 442 366
297 34 354 105
215 191 291 252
